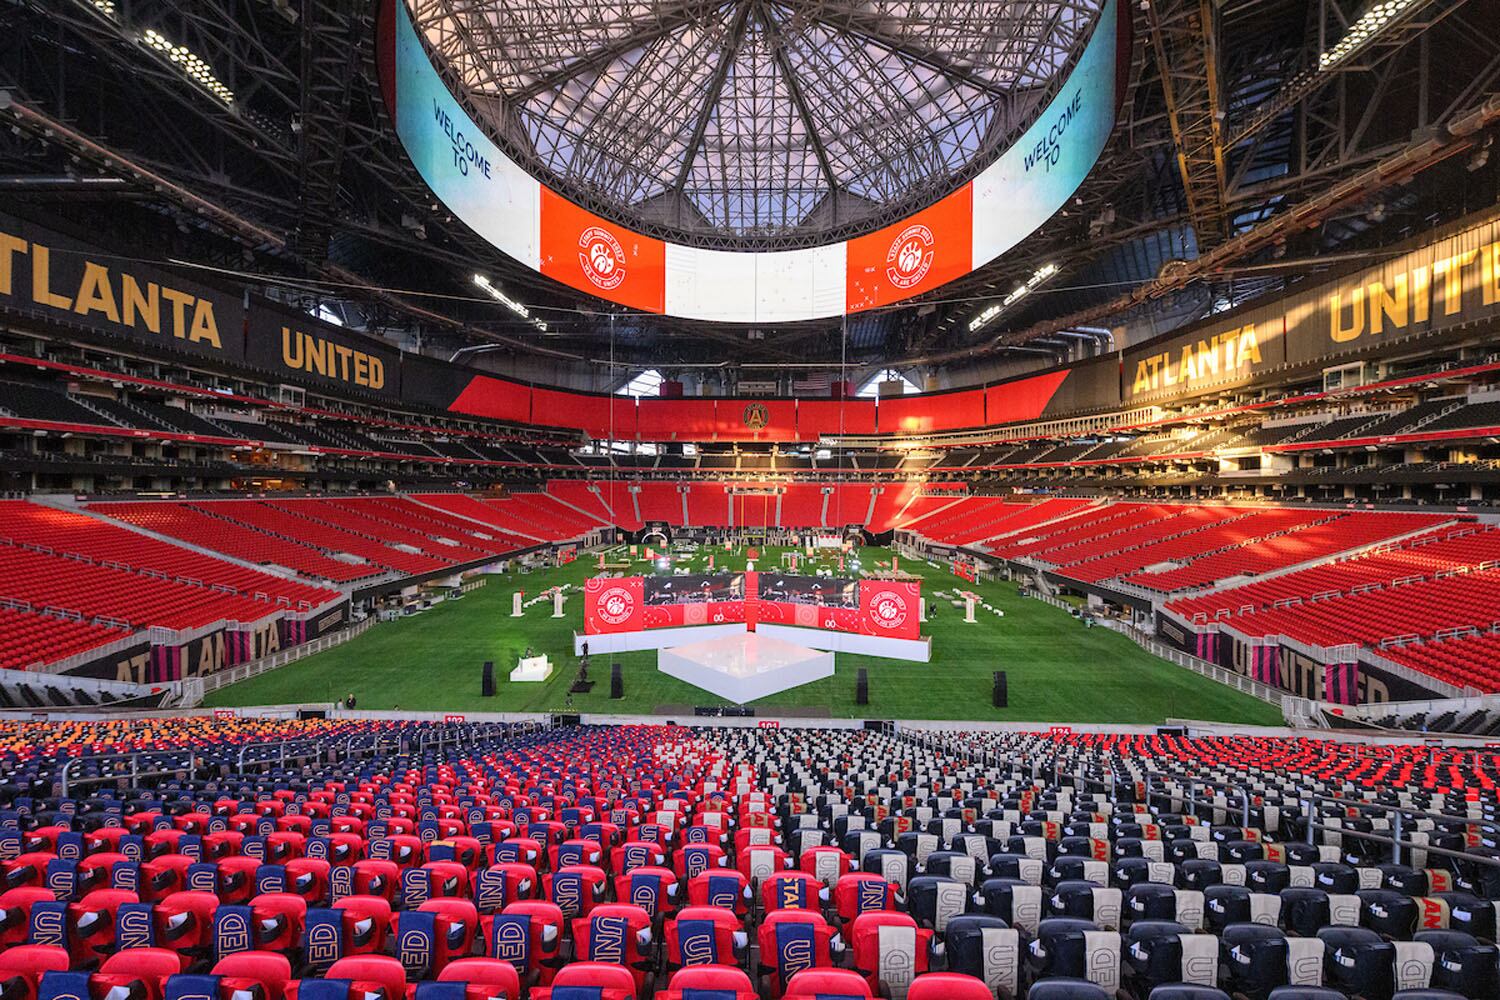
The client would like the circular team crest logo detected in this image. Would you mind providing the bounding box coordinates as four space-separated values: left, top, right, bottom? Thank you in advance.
885 224 935 289
870 592 909 630
578 226 627 290
743 402 770 429
597 585 636 626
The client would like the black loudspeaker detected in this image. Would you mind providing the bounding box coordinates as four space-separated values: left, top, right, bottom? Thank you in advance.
855 668 869 706
481 661 495 697
992 670 1008 709
297 709 326 720
610 662 624 700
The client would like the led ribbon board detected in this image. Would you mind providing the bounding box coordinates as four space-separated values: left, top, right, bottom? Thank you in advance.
380 0 1129 322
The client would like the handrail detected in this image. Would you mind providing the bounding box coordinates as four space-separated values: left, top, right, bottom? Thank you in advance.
235 736 337 770
60 749 199 798
1064 765 1253 829
1297 790 1500 868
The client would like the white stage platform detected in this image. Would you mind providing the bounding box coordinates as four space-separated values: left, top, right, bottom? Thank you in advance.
579 623 929 662
576 623 744 656
757 624 931 663
659 633 834 703
510 655 553 682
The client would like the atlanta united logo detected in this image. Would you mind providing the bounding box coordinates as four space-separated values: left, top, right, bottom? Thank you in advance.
597 585 636 625
870 593 908 630
885 224 935 289
743 402 769 429
579 226 627 290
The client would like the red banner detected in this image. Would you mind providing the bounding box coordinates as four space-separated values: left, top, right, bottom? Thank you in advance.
583 574 920 640
539 190 666 313
846 185 974 312
757 601 861 633
583 576 644 634
859 580 922 640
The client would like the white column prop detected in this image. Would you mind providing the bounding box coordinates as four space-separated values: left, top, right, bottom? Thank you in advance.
965 596 977 623
511 592 523 617
552 589 565 618
919 598 927 623
892 555 899 572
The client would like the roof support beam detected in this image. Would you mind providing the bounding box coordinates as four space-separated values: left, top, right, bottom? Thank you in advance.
504 0 723 102
671 1 755 199
1146 0 1231 247
755 0 841 206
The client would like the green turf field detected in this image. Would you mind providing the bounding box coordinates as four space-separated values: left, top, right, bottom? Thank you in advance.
203 545 1282 725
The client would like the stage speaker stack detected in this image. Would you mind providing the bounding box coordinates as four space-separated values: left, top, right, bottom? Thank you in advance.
855 668 869 706
610 662 624 699
992 670 1008 709
481 661 495 697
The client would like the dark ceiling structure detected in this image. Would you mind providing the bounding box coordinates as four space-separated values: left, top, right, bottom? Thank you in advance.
0 0 1497 380
408 0 1101 246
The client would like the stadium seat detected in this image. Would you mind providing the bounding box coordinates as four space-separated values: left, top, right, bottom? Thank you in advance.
782 969 873 999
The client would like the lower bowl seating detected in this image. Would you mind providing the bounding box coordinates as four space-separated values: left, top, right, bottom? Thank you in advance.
1 720 1497 1000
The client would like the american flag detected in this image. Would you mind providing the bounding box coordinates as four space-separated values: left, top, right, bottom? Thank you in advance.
792 373 831 394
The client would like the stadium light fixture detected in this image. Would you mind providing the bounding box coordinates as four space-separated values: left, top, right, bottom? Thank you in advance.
141 28 234 105
473 273 548 333
968 263 1059 334
91 0 116 16
1318 0 1420 70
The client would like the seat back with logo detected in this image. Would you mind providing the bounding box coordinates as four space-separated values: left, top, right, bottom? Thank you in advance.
664 907 743 969
1026 918 1120 995
684 870 748 917
1123 921 1219 994
833 873 897 925
906 876 971 935
613 867 676 919
761 871 825 913
848 912 930 1000
486 901 563 986
1414 930 1498 998
390 906 463 980
757 910 839 999
674 845 726 882
474 865 535 916
943 915 1020 998
571 904 652 990
976 879 1045 935
544 866 607 920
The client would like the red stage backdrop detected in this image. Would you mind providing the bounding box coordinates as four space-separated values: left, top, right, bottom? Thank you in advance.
583 576 644 634
859 580 922 640
584 574 920 640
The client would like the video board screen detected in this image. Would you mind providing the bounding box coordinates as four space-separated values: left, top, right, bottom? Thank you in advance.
645 573 745 606
758 573 859 609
